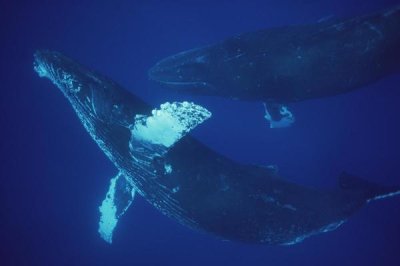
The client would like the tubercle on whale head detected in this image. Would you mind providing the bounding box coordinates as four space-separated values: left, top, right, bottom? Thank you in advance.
33 50 146 128
34 50 82 95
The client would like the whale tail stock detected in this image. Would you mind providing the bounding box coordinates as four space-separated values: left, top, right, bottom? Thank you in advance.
339 172 400 202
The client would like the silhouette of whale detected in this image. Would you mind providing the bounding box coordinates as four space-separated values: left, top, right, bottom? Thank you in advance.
149 6 400 127
34 50 400 244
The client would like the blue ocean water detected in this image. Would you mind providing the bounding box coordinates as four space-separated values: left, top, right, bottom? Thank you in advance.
1 0 400 265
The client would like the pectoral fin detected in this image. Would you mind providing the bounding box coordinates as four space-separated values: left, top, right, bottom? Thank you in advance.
130 101 211 149
263 103 295 128
98 172 135 243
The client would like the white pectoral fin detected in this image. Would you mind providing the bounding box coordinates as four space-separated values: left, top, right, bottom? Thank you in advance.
131 101 212 148
263 103 295 129
98 172 135 244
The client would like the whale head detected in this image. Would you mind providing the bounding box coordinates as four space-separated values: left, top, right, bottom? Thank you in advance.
148 47 224 95
148 41 256 100
34 50 149 129
34 50 153 166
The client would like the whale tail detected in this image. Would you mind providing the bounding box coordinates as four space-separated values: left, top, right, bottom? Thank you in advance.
339 172 400 202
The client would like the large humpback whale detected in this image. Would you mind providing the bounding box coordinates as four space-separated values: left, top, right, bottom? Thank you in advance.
34 50 400 245
149 6 400 128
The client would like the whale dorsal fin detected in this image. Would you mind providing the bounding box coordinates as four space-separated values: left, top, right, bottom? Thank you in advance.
131 101 211 149
98 172 135 244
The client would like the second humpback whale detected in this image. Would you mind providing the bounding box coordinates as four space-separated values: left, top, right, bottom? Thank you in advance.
149 6 400 128
34 50 400 245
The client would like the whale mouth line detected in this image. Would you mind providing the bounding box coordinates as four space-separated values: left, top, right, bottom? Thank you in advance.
149 72 213 91
155 80 209 87
148 67 209 88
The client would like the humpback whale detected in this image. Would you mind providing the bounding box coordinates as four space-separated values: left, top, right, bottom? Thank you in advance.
149 6 400 128
34 50 400 245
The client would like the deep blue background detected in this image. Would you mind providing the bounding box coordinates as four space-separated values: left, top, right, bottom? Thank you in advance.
1 1 400 265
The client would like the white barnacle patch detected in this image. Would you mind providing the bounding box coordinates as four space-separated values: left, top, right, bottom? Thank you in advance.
164 164 173 174
34 58 81 94
131 101 211 148
61 72 80 92
34 61 49 78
